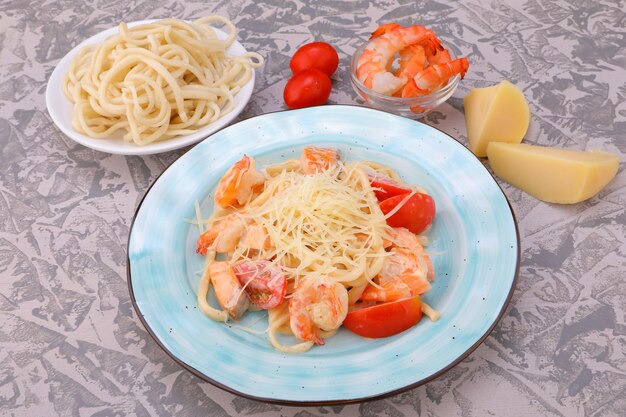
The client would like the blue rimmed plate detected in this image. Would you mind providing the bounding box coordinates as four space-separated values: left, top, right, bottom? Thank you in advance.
127 105 519 404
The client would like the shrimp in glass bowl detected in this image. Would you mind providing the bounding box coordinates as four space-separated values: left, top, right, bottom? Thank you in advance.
350 23 469 119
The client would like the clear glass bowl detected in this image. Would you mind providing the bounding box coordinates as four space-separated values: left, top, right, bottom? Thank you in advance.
350 41 460 119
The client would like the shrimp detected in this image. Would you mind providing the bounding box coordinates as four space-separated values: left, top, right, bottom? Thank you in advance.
393 45 427 97
397 45 427 77
427 48 451 65
370 23 441 57
214 155 266 208
240 222 271 250
360 247 431 302
369 23 402 39
401 57 469 97
373 25 428 83
388 227 434 280
395 45 452 98
360 277 424 302
289 275 348 345
356 25 442 95
300 146 338 174
360 227 435 302
197 215 245 255
197 214 270 255
209 261 249 320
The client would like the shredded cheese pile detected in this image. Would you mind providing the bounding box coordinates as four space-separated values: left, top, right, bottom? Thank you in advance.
195 157 440 353
242 162 389 288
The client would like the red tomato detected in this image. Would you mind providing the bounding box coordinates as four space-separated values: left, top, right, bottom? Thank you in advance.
284 69 332 109
290 42 339 76
379 192 435 234
233 260 286 309
343 296 423 338
369 174 412 201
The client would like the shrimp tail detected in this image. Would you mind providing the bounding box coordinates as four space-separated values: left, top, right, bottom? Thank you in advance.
401 78 427 98
428 48 452 65
196 228 219 255
411 57 470 94
421 35 444 57
370 23 402 39
444 57 469 80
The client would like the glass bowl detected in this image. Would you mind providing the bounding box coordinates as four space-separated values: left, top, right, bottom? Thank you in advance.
350 40 460 119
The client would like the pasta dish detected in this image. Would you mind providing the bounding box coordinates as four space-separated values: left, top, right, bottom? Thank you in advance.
193 146 439 353
63 17 263 145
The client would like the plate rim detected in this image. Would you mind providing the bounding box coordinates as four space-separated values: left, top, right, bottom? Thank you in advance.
126 104 521 406
45 19 255 155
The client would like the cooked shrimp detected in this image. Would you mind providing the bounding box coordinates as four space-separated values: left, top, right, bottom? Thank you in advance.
356 25 442 95
289 275 348 345
395 45 427 78
197 215 245 255
370 23 440 58
401 57 469 97
388 227 434 280
360 247 431 302
300 146 338 174
360 276 428 302
360 227 435 302
214 155 266 208
373 24 430 81
240 222 271 250
427 48 452 65
197 215 270 255
209 261 249 320
393 45 427 97
377 247 427 283
369 23 402 39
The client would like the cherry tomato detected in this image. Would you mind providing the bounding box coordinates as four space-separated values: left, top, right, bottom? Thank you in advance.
290 42 339 76
369 174 412 201
284 68 332 109
343 296 422 338
233 260 286 309
379 192 435 234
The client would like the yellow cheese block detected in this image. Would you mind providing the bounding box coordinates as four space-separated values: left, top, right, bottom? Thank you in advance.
487 142 619 204
464 81 530 157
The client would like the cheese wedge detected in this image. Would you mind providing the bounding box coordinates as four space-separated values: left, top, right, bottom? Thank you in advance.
464 81 530 157
487 142 619 204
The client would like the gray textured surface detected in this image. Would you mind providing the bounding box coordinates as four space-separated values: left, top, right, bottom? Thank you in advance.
1 0 625 416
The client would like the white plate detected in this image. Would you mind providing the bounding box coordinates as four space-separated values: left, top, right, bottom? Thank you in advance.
46 20 256 155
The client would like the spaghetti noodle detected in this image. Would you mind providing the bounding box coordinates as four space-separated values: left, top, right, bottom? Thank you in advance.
63 17 263 145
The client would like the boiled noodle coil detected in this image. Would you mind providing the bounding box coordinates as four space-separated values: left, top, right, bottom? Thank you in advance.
62 16 263 145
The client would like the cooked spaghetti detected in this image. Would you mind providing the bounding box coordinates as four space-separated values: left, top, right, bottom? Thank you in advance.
62 17 263 145
193 146 438 353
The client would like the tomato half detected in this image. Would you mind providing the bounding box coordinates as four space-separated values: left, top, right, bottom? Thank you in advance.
232 260 286 309
290 42 339 76
369 174 412 201
379 192 435 234
343 296 422 338
284 68 332 109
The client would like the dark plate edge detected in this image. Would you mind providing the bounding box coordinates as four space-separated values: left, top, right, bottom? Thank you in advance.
125 104 521 406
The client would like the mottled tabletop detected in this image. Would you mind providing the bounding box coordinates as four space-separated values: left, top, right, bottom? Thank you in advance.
1 0 625 416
